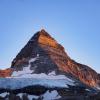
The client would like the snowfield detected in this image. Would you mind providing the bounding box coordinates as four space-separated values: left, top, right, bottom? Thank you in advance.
0 77 75 89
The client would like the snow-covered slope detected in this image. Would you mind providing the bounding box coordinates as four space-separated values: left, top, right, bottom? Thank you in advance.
5 56 76 89
0 53 91 91
0 78 75 89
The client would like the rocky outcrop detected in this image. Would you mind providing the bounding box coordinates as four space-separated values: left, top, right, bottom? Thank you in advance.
0 68 12 77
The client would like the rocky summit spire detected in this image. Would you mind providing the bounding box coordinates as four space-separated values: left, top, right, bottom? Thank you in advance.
29 29 54 42
11 29 100 89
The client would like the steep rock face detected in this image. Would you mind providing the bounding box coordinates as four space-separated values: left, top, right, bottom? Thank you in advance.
11 29 100 88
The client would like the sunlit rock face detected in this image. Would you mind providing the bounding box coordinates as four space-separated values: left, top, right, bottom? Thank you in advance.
0 68 12 77
5 29 100 88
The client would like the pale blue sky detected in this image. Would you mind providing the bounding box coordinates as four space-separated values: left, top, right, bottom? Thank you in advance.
0 0 100 73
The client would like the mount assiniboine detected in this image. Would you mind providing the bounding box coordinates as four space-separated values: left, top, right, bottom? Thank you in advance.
0 29 100 100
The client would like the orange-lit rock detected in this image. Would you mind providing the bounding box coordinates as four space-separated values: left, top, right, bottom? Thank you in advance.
0 68 12 77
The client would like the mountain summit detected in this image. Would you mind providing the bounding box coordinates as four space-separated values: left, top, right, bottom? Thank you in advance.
0 29 100 99
11 29 100 88
11 29 66 68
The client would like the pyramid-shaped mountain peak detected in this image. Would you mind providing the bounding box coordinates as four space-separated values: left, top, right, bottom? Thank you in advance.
29 29 57 46
11 29 65 67
0 30 100 100
39 29 52 37
11 30 100 89
30 29 51 40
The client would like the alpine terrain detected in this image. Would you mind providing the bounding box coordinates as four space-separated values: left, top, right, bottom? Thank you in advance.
0 29 100 100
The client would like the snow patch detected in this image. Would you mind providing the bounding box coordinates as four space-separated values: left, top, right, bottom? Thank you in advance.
28 94 39 100
17 93 23 99
12 56 38 77
42 90 61 100
48 71 56 76
85 89 91 91
17 93 39 100
0 92 9 97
